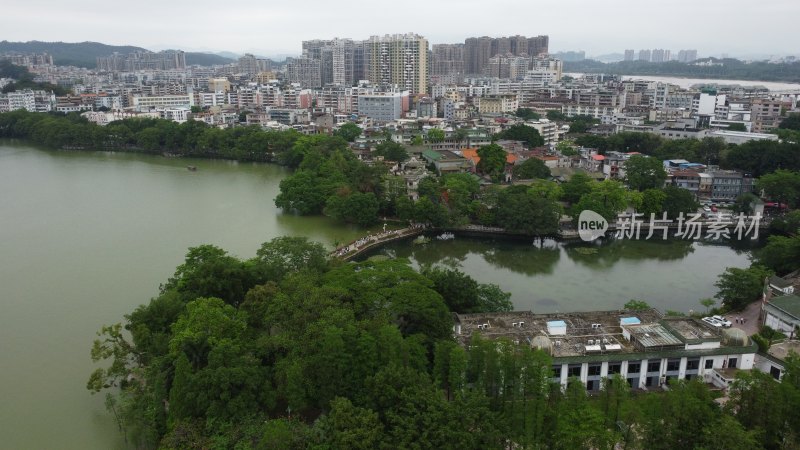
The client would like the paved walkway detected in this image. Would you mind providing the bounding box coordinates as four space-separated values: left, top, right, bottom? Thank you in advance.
722 300 762 335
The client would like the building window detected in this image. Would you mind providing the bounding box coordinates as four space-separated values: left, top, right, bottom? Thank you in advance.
770 366 782 380
628 362 641 374
729 358 738 369
568 365 581 377
647 361 661 373
705 359 714 369
686 359 700 370
666 359 680 372
588 364 601 376
552 365 562 378
608 363 622 374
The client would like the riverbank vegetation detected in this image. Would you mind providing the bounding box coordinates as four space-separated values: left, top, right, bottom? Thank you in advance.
1 110 798 233
564 58 800 83
89 237 800 449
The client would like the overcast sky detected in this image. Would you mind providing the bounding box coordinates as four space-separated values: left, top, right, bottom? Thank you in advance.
2 0 799 58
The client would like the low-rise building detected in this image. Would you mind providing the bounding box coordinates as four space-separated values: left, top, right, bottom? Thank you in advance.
358 92 404 122
476 94 518 116
454 309 756 391
421 149 472 175
763 295 800 335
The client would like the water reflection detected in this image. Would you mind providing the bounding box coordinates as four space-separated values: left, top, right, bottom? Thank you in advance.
365 233 755 315
479 242 561 276
564 238 695 269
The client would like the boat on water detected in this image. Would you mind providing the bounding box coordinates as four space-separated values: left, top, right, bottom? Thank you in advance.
187 166 197 171
436 232 455 241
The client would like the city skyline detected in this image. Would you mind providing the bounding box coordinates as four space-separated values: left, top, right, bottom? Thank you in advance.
2 0 799 58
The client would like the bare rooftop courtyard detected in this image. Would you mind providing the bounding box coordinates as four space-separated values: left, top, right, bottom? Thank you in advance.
454 309 737 359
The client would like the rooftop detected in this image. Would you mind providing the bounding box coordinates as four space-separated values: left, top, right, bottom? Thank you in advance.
767 340 800 362
768 295 800 319
453 308 745 362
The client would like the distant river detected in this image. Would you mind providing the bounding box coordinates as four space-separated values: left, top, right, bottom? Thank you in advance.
0 141 755 448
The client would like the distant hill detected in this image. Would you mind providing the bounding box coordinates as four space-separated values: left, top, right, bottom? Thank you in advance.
0 41 235 68
0 41 146 67
185 52 234 66
564 58 800 83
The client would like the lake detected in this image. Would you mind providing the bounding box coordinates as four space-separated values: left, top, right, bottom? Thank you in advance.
0 141 753 448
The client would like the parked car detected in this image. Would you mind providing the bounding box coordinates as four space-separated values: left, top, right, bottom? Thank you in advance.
702 317 723 327
712 315 732 327
703 206 711 212
710 206 718 212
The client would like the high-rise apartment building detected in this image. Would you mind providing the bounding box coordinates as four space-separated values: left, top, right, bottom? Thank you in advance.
638 49 651 62
484 54 531 79
677 49 698 63
624 49 635 61
238 54 271 75
464 35 548 75
285 56 322 88
431 44 465 76
464 36 494 75
651 49 665 63
363 33 429 94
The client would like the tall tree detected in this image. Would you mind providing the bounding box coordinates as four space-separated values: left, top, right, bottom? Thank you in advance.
715 265 773 310
624 155 667 191
496 124 544 148
512 157 551 180
334 122 362 142
477 144 508 182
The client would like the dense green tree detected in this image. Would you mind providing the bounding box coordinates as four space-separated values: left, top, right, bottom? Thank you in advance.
557 141 578 156
624 299 650 311
334 122 362 142
723 141 800 177
414 195 450 227
662 185 699 219
574 134 610 152
163 244 254 307
442 173 480 222
624 155 667 191
733 192 760 215
573 180 632 222
496 124 545 148
423 267 480 313
755 235 800 275
477 143 508 181
779 112 800 131
253 236 328 282
515 108 541 121
374 140 409 162
638 379 717 450
325 191 380 226
512 157 551 179
715 265 773 310
561 172 594 204
758 170 800 208
314 398 384 449
275 171 336 215
427 128 445 143
769 210 800 236
568 120 590 133
639 188 667 216
495 185 562 234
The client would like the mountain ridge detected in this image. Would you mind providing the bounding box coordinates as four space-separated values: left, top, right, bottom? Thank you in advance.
0 40 235 68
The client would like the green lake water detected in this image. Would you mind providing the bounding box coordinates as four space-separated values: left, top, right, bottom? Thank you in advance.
0 141 753 448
